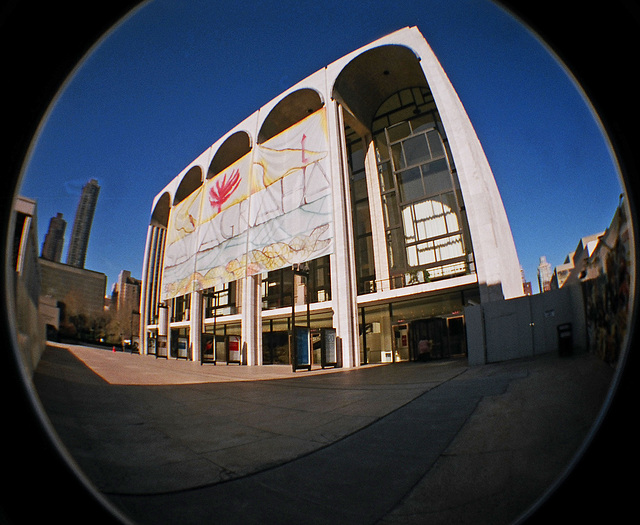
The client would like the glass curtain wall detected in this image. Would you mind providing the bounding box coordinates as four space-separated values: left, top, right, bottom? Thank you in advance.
171 294 190 322
372 87 474 288
203 281 237 318
261 255 332 365
261 255 331 309
345 126 376 294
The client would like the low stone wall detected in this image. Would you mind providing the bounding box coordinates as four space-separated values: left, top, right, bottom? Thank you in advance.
465 285 586 365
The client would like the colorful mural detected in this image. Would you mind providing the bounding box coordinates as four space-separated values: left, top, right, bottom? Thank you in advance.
582 204 631 365
161 108 333 300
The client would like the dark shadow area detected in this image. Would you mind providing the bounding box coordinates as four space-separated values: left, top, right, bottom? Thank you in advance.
31 344 615 525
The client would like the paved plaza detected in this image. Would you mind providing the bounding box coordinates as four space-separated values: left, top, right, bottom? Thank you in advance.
32 342 615 524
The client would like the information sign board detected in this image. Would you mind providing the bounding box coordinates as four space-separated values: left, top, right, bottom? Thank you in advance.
293 327 312 371
177 337 189 359
320 328 338 368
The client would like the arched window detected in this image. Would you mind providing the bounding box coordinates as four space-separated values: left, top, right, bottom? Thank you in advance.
173 165 203 205
258 88 323 144
150 192 170 228
332 45 426 131
208 131 252 179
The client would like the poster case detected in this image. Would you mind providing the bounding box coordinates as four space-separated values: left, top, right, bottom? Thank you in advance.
320 328 340 368
177 337 189 359
147 333 157 357
291 327 312 372
227 335 242 365
156 336 168 359
201 333 216 365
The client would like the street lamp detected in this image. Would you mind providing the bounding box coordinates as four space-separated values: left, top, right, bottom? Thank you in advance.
201 290 218 365
291 262 311 372
156 302 169 359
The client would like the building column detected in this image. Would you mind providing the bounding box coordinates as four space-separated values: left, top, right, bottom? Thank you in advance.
241 274 262 365
364 136 391 292
190 291 202 362
412 33 523 301
158 300 169 340
139 225 154 355
328 99 360 367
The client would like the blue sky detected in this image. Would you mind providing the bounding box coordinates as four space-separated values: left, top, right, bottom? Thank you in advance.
18 0 623 294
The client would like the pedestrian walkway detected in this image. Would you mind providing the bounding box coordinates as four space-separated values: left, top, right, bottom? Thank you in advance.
33 343 614 525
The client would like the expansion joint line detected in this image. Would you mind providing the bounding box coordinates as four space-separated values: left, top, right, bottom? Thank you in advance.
103 365 472 498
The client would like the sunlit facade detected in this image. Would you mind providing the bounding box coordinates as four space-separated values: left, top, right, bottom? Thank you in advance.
139 27 523 367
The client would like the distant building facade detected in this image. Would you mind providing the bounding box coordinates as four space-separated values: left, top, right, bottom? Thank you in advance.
551 232 603 289
39 258 107 319
41 212 67 262
520 266 532 296
139 27 523 366
66 178 100 268
110 270 142 343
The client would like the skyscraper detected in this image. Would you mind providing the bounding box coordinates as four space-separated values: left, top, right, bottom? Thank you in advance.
66 178 100 268
537 255 553 293
41 212 66 262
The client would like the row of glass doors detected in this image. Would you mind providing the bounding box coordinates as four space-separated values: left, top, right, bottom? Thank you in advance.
364 315 467 364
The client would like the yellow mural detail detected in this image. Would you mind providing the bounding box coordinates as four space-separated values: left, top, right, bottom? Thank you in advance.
161 108 332 301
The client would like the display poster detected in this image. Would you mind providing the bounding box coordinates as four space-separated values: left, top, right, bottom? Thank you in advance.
321 328 337 367
227 335 242 364
177 337 189 359
162 108 333 300
156 336 168 358
147 335 156 356
202 333 215 363
294 327 311 370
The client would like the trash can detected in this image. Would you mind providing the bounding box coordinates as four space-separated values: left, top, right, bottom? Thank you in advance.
557 323 573 357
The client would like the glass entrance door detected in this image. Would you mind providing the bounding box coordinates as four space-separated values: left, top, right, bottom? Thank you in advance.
447 316 466 356
409 318 447 360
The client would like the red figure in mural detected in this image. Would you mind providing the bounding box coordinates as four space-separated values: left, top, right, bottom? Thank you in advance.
209 169 241 213
301 133 308 163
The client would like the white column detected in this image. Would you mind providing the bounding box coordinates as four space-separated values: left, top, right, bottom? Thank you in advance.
411 29 523 301
190 291 202 362
241 274 262 365
158 301 169 337
139 225 154 355
327 98 360 367
364 136 391 292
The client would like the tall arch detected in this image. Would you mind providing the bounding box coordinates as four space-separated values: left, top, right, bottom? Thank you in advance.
173 165 203 205
258 88 324 144
332 45 427 132
208 131 252 178
150 192 171 228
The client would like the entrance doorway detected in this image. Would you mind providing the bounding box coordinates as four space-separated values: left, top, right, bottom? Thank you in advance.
447 316 466 356
409 316 466 360
392 324 410 362
263 331 290 364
